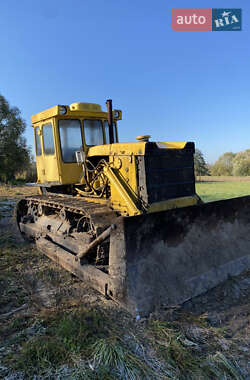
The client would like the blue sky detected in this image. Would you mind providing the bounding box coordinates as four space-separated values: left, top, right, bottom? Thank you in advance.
0 0 249 163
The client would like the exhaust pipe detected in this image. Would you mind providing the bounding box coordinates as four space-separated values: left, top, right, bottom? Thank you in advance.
106 99 114 144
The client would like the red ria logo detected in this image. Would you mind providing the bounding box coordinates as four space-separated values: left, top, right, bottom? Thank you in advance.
171 9 211 31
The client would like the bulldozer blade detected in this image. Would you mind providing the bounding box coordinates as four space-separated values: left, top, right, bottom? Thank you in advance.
107 196 250 317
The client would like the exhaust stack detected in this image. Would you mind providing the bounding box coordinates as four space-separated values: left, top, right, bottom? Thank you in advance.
106 99 114 144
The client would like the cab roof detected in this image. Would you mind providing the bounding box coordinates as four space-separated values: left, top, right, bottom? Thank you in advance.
32 102 122 124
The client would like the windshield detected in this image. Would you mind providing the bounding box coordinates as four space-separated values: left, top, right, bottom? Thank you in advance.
58 119 82 162
84 120 104 146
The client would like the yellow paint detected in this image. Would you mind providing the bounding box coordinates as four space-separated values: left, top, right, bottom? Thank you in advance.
75 188 109 205
32 103 122 123
155 142 188 149
147 195 200 214
103 164 141 216
108 154 141 215
33 120 59 184
88 142 146 156
70 103 102 112
88 141 190 156
136 135 151 141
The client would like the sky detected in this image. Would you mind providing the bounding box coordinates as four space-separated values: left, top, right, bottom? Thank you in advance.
0 0 249 163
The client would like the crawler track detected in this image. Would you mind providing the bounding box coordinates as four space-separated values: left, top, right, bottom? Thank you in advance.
16 194 115 231
15 194 117 269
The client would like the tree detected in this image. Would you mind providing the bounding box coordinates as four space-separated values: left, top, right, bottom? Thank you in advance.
211 152 236 176
0 94 31 182
194 149 210 177
232 149 250 176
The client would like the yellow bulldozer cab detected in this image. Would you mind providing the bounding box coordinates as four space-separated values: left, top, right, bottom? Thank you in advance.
32 103 121 185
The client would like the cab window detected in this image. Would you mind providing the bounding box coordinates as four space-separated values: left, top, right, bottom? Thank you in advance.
84 120 104 146
35 128 42 156
43 123 55 155
59 119 82 162
104 121 117 143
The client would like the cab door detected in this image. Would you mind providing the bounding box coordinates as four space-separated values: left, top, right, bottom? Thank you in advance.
57 118 84 184
34 125 45 184
40 120 59 184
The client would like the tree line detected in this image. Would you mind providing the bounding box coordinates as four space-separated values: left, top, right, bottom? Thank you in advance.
195 149 250 177
0 94 35 183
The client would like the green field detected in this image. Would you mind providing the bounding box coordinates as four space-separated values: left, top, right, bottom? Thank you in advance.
196 181 250 203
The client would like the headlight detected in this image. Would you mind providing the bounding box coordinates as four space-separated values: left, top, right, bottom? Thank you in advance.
59 106 67 115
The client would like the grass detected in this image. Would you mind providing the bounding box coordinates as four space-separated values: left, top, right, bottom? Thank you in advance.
147 320 245 379
6 301 245 379
201 352 244 380
196 181 250 202
0 232 41 345
148 320 197 377
0 234 36 312
0 184 38 198
91 337 154 379
198 176 250 182
11 309 159 379
16 308 108 369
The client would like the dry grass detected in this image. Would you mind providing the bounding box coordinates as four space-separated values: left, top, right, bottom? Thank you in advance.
0 184 38 198
146 320 245 379
198 176 250 182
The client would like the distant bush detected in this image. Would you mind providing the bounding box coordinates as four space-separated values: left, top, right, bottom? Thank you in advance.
15 162 37 183
211 149 250 177
0 94 32 183
232 149 250 176
211 152 236 176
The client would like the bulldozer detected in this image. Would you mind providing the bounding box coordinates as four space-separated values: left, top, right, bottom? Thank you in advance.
16 100 250 316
